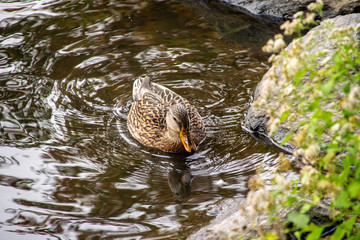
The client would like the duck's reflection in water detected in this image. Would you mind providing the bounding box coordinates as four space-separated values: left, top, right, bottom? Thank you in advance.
168 160 193 201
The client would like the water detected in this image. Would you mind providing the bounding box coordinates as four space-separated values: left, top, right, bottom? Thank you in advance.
0 0 281 239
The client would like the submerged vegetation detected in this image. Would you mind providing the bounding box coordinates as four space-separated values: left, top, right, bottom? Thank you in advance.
246 0 360 239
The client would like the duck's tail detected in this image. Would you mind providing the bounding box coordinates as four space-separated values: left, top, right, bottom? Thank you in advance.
132 76 151 101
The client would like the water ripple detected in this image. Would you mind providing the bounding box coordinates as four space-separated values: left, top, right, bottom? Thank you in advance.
0 0 280 239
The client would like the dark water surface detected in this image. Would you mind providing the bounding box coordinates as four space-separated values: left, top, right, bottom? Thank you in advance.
0 0 280 239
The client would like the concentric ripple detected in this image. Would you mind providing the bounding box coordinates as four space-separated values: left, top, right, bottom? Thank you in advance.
0 0 282 239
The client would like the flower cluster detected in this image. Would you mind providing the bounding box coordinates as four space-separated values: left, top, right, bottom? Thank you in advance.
280 19 301 36
307 0 323 14
262 34 286 53
342 86 360 111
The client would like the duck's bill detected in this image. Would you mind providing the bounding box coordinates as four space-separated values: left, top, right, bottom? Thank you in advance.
180 128 197 153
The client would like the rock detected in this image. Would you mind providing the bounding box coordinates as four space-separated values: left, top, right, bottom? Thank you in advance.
224 0 360 19
187 197 262 240
188 207 263 240
243 13 360 153
188 188 335 239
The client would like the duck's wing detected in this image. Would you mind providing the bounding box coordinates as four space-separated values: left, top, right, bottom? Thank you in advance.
150 82 188 106
128 91 168 146
134 76 187 105
188 104 206 145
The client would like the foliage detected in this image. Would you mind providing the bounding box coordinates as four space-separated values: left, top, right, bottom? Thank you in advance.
245 0 360 239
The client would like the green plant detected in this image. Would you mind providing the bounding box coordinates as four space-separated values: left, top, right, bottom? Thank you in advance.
247 0 360 239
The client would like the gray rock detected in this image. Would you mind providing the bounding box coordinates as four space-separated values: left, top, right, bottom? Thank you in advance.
188 191 334 240
187 197 262 240
225 0 360 19
244 13 360 153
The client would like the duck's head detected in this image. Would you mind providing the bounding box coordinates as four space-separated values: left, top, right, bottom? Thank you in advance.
166 104 196 152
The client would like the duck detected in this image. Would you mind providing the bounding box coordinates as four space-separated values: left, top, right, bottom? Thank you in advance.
127 76 206 153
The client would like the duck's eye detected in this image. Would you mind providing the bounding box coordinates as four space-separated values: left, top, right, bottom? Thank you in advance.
173 117 177 122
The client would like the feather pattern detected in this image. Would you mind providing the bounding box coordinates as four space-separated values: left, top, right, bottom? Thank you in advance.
127 76 206 153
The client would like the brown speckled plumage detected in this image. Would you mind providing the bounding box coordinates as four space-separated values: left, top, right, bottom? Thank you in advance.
127 76 206 153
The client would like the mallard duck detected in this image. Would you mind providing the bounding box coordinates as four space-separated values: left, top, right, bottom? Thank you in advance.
127 76 206 153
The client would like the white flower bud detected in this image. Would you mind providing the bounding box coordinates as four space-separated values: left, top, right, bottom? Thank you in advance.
303 13 315 24
273 38 286 52
268 118 280 136
304 144 320 160
330 123 340 134
293 11 303 19
285 57 299 78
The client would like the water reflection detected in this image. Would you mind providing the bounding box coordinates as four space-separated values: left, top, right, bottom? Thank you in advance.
181 0 287 49
0 0 282 239
168 160 193 201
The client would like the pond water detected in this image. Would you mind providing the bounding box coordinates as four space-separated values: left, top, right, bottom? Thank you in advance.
0 0 282 239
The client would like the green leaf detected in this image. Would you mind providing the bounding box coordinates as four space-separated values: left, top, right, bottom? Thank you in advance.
280 110 290 123
334 190 352 209
312 194 320 204
283 196 298 207
309 71 317 81
294 69 306 86
287 212 310 229
281 133 292 145
349 236 360 240
331 215 357 240
306 226 324 240
343 215 357 233
307 99 320 111
355 161 360 180
351 223 360 240
265 232 279 240
348 180 360 199
320 79 334 96
330 227 346 240
342 108 352 119
353 71 360 83
300 203 312 213
319 110 333 124
339 156 352 183
333 51 343 65
343 82 351 93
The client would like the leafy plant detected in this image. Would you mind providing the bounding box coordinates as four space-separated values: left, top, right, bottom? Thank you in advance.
246 0 360 239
